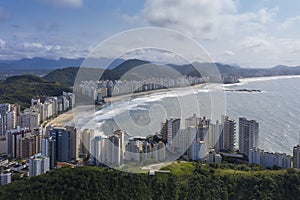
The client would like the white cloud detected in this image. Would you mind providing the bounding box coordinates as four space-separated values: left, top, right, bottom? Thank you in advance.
126 0 237 40
278 16 300 30
224 50 235 56
42 0 83 8
258 7 278 24
23 42 61 52
240 36 273 51
125 1 278 41
0 39 6 49
23 42 44 49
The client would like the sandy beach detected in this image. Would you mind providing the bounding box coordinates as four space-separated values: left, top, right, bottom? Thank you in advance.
44 110 75 127
45 83 209 127
104 83 208 103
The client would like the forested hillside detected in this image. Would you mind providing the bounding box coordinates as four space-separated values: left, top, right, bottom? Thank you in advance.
0 163 299 200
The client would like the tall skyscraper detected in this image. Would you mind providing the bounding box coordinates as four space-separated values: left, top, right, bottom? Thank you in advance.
6 127 32 158
92 135 108 166
10 104 21 127
0 114 5 136
107 135 121 166
161 118 180 144
113 130 125 162
81 129 95 156
6 111 16 130
239 117 259 156
50 127 71 162
189 117 209 162
0 104 10 136
18 135 39 158
208 120 223 152
293 145 300 168
21 109 40 130
41 137 56 169
222 115 236 151
0 103 10 116
29 153 50 177
66 126 79 161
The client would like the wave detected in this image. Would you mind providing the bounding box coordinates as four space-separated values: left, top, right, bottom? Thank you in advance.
240 75 300 84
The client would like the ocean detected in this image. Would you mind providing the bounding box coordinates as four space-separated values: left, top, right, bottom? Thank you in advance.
94 75 300 155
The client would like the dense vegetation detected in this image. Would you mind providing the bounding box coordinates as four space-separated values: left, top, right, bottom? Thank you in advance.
0 74 71 109
43 67 115 87
0 162 300 199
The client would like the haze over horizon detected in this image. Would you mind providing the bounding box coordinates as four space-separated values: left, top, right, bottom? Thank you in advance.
0 0 300 68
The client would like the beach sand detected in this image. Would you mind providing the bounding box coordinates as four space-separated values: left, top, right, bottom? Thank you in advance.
104 83 207 103
46 83 208 127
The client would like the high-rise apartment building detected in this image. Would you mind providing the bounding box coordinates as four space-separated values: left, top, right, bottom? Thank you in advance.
81 129 95 156
21 109 40 130
66 126 79 161
293 145 300 168
0 114 5 136
6 127 32 158
249 148 291 169
50 127 71 162
222 115 236 151
161 118 180 144
107 135 121 166
208 120 224 152
113 130 125 163
29 153 50 177
6 111 16 130
41 137 56 169
239 117 259 156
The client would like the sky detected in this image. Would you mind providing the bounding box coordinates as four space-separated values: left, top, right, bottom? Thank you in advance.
0 0 300 68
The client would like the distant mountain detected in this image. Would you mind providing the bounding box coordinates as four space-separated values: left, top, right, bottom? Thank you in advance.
43 67 115 87
81 57 126 69
6 57 84 70
112 59 151 79
0 74 71 109
0 57 126 71
41 58 300 87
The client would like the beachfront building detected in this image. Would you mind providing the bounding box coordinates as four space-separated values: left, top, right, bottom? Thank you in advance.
222 115 236 151
239 118 259 156
249 148 291 169
293 145 300 168
29 153 50 177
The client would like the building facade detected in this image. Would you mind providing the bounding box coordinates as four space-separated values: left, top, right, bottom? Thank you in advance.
239 118 259 156
293 145 300 168
29 153 50 177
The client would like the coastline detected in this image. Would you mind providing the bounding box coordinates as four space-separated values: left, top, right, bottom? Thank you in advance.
104 82 208 103
45 83 208 127
44 109 75 128
46 74 300 127
239 75 300 83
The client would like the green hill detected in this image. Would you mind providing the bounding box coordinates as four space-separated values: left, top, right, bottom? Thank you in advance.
0 74 71 109
43 67 115 87
43 67 80 87
0 163 299 199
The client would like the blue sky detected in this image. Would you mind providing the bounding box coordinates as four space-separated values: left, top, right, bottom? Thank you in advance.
0 0 300 68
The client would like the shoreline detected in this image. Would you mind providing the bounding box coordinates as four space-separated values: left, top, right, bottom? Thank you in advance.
104 82 208 103
47 74 300 127
44 109 75 128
